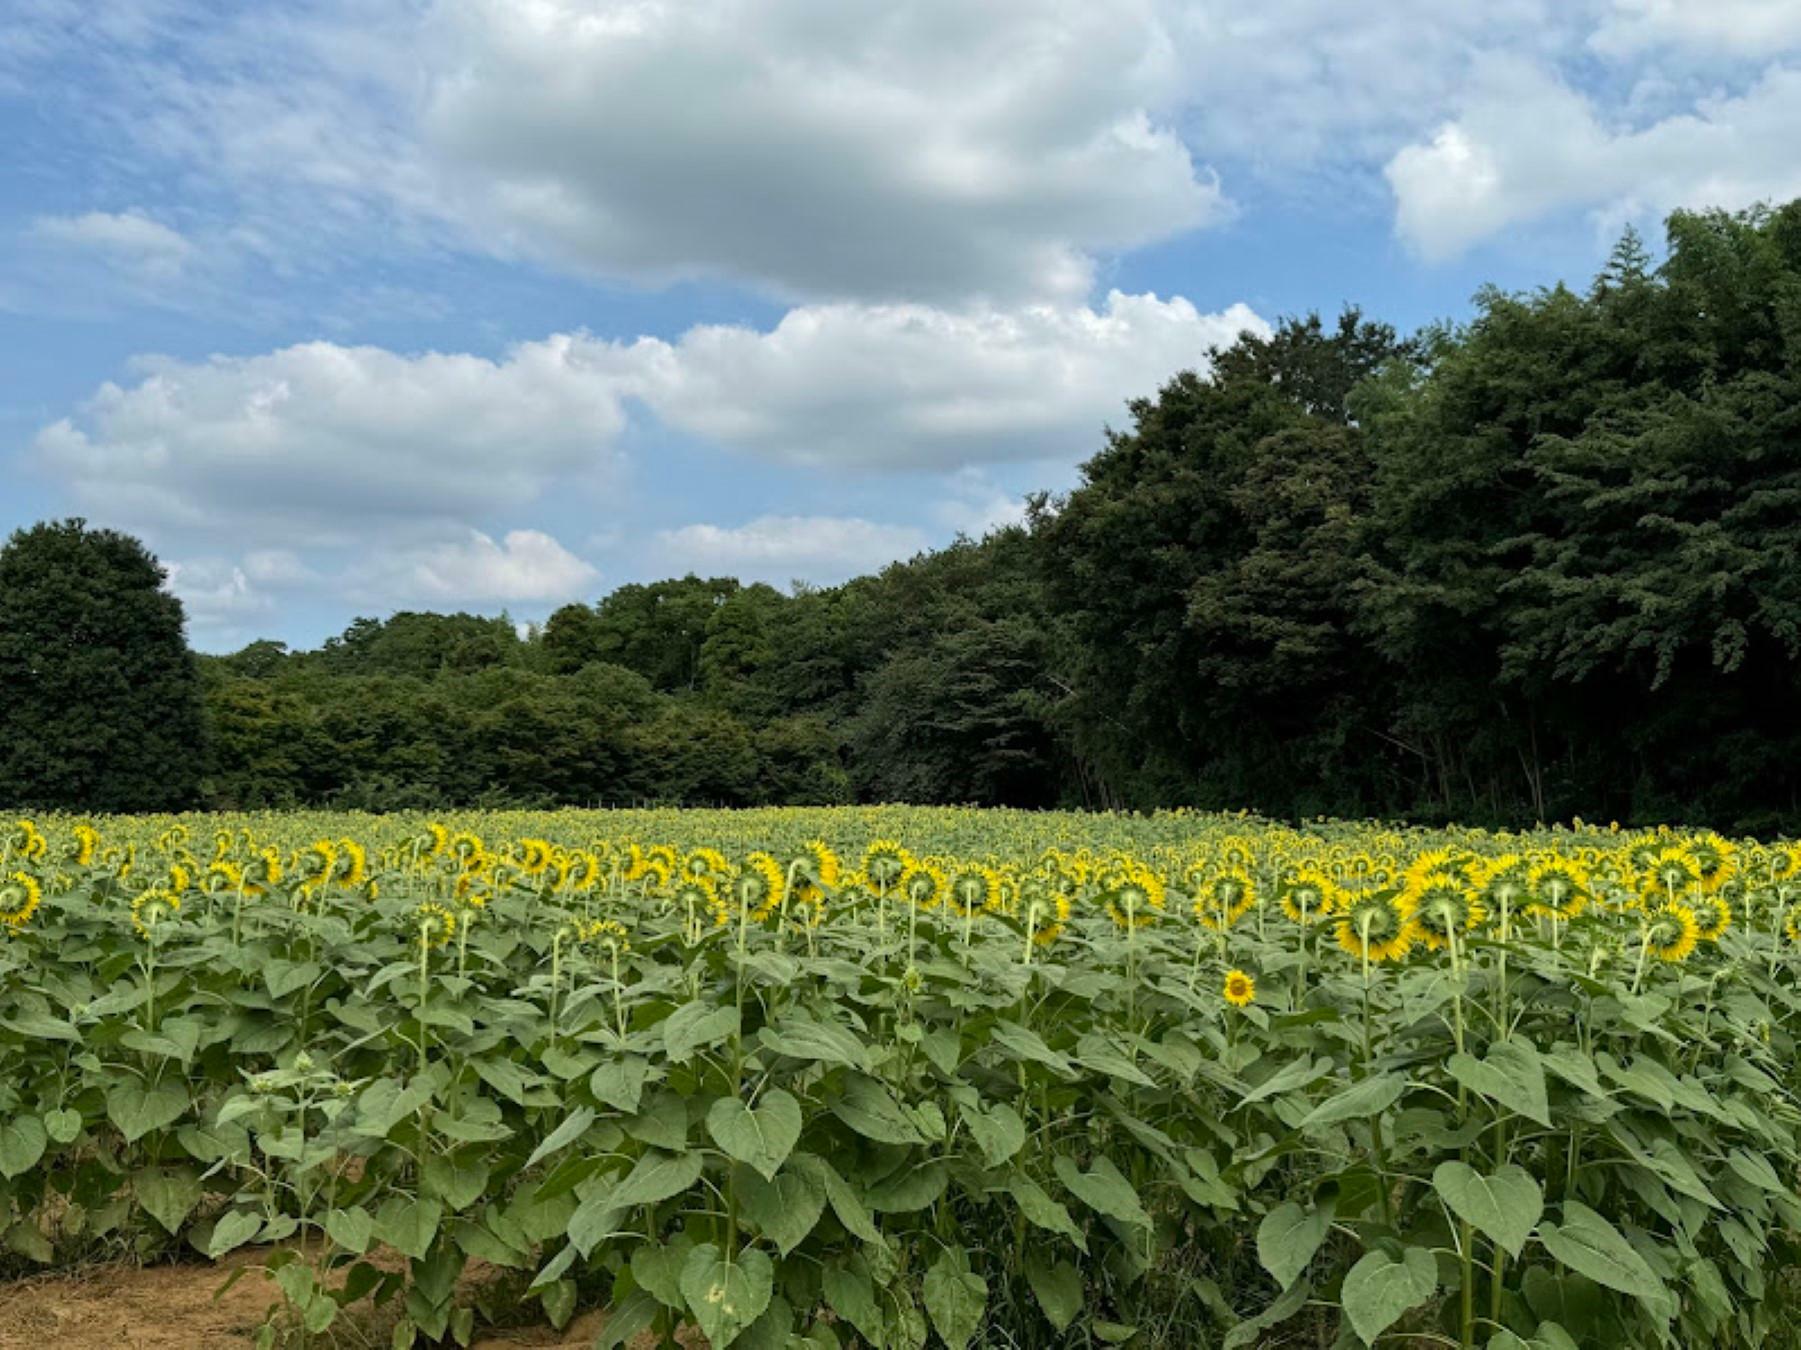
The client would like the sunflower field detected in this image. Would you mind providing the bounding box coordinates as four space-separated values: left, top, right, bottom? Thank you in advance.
1 808 1800 1349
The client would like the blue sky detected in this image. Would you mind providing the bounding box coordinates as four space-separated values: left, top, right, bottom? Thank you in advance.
5 1 1801 651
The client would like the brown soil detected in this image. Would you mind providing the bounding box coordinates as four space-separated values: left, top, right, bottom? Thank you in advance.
0 1254 680 1350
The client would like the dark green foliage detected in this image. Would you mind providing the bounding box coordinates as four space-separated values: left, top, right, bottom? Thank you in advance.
0 518 206 810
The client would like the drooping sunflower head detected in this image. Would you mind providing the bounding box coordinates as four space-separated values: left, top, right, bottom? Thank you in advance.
9 821 47 862
424 822 450 858
673 873 726 926
1784 906 1801 945
333 838 369 888
899 859 947 911
578 917 630 953
1222 968 1256 1008
736 851 788 919
1526 858 1589 921
130 888 181 940
1645 846 1702 897
862 839 912 890
682 847 730 881
0 872 43 928
71 824 100 868
296 840 336 887
1474 855 1530 916
1335 891 1415 964
1106 865 1166 930
1190 868 1255 931
1405 873 1487 951
1022 882 1072 946
945 864 999 917
1277 866 1336 925
413 902 457 950
1689 891 1732 942
205 859 244 894
450 831 484 863
1644 903 1699 964
1688 832 1737 893
515 838 555 877
794 840 840 890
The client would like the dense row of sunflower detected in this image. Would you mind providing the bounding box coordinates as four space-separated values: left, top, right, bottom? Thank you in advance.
7 812 1796 982
4 806 1801 1346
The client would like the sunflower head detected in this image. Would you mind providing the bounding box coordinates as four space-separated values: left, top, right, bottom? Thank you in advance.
130 888 181 939
414 902 457 950
1405 873 1486 951
0 872 43 928
1223 968 1256 1008
578 917 630 953
862 839 912 889
1644 903 1700 964
1336 892 1415 963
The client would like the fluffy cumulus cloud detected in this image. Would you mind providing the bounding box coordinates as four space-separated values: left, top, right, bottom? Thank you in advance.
632 291 1267 468
656 516 931 583
409 0 1224 301
1386 59 1801 258
348 529 598 606
38 293 1263 529
34 335 633 543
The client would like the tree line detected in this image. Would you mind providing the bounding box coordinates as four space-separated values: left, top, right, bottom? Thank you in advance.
4 201 1799 829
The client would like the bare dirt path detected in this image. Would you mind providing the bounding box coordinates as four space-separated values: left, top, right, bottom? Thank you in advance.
0 1257 652 1349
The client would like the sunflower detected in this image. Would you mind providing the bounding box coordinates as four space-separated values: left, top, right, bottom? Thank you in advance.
516 838 555 877
1023 884 1072 947
1277 867 1336 925
1644 903 1700 963
899 859 947 912
1784 906 1801 945
578 917 630 953
682 847 730 881
1688 832 1737 894
673 873 728 928
0 872 43 928
1105 866 1166 929
414 902 457 950
1689 891 1732 942
1404 873 1487 952
945 864 999 917
862 839 912 890
1189 868 1255 931
71 824 99 868
333 838 369 888
10 821 47 863
1335 892 1415 964
1645 846 1702 899
1223 968 1256 1008
736 851 788 919
130 889 181 939
205 859 244 893
1526 858 1588 921
296 840 336 889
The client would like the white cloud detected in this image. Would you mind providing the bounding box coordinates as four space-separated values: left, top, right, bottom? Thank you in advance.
1386 59 1801 257
657 516 930 583
163 556 272 625
39 293 1262 540
349 529 598 606
405 0 1225 301
35 334 634 543
1590 0 1801 57
32 209 194 281
633 291 1268 469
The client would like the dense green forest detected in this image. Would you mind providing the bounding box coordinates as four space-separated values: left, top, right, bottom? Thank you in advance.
6 202 1800 828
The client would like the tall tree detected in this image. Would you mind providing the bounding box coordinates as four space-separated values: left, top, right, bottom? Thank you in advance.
0 520 206 810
